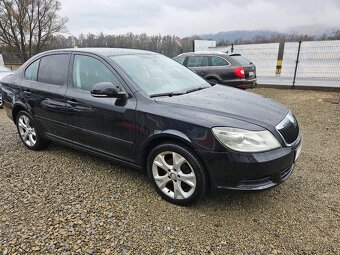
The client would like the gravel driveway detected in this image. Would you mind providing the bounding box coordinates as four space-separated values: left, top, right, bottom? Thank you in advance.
0 88 339 254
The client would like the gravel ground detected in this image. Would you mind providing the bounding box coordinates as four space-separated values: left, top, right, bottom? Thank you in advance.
0 88 339 255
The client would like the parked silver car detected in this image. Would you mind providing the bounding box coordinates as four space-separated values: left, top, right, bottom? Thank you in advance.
0 66 13 108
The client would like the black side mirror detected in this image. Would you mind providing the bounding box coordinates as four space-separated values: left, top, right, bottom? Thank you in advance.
91 82 127 99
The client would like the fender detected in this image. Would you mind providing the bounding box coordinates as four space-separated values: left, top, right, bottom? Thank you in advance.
138 129 194 166
147 129 192 145
11 102 28 122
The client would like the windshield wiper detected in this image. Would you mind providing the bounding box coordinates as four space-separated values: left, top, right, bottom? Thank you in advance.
185 86 209 94
150 86 210 98
150 91 185 98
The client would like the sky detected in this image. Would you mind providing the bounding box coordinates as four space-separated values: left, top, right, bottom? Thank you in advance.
59 0 340 37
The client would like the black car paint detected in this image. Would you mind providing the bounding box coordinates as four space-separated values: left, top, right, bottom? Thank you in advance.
1 48 300 193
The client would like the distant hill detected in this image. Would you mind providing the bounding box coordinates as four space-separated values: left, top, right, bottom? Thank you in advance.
198 27 340 42
198 30 279 42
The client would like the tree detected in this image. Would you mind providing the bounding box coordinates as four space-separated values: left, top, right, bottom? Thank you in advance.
0 0 68 60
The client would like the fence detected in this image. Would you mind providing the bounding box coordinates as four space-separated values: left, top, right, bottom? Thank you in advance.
205 40 340 88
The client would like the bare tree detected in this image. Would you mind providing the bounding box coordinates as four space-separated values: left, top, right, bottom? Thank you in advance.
0 0 68 60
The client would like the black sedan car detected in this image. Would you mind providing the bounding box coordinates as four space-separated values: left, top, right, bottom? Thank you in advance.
1 48 301 205
173 52 257 89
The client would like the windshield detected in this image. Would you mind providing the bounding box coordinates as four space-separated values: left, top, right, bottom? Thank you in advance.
111 54 210 96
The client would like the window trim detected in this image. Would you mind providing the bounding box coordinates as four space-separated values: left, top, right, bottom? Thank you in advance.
28 53 71 86
24 58 41 82
69 52 129 94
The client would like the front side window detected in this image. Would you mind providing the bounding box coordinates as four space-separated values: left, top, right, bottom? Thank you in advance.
187 56 208 67
211 56 230 66
25 59 40 81
38 54 69 85
73 55 121 91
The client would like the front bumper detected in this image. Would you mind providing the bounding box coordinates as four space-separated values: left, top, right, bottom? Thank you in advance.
196 138 301 193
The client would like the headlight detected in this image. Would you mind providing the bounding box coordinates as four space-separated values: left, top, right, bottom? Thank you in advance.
212 127 281 152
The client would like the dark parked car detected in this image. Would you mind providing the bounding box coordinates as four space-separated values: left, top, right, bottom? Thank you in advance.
173 52 256 89
0 65 13 108
1 48 301 205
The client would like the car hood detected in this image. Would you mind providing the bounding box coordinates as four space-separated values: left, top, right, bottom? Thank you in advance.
154 85 289 129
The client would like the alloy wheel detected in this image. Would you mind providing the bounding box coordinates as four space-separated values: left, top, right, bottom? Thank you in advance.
152 151 197 200
18 115 37 147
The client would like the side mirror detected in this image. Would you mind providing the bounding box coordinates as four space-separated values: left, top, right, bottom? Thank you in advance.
91 82 127 99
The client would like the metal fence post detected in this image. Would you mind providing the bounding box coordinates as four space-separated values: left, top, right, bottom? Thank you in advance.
292 41 302 88
231 44 234 53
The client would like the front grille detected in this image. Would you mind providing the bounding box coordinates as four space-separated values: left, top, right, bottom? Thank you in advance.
276 112 299 145
278 121 299 144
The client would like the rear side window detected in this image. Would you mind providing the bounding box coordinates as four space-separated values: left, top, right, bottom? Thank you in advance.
173 56 186 65
230 55 251 66
38 54 69 86
187 56 209 67
25 59 40 81
73 55 121 91
211 56 230 66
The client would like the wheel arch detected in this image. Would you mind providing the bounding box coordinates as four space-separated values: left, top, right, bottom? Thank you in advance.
142 130 196 165
12 103 28 123
205 75 221 82
141 131 212 192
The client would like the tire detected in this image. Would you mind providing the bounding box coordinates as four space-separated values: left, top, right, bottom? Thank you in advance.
16 111 50 150
208 79 219 85
0 96 3 109
147 143 207 205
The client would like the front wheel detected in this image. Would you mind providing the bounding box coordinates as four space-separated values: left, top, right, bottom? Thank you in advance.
147 143 207 205
16 111 50 150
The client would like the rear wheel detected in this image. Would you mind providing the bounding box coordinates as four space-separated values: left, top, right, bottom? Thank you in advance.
16 111 50 150
147 143 207 205
208 79 219 85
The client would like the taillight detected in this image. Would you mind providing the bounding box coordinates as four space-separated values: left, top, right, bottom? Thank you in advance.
233 67 245 78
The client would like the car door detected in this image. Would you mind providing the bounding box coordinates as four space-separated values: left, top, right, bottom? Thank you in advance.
23 53 70 138
65 53 136 161
186 56 210 77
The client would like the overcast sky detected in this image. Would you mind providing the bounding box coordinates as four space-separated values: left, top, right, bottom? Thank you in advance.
59 0 340 37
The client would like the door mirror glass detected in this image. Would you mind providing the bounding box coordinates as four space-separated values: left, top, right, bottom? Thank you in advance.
90 82 127 99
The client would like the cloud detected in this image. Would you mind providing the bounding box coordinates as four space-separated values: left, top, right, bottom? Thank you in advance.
58 0 340 37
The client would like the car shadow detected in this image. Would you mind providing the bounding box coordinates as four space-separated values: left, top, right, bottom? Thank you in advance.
45 142 284 211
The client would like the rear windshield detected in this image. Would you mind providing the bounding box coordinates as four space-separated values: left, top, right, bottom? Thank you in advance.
230 55 251 66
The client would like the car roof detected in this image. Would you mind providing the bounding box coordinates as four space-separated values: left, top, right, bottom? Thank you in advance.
177 51 230 57
40 48 157 57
